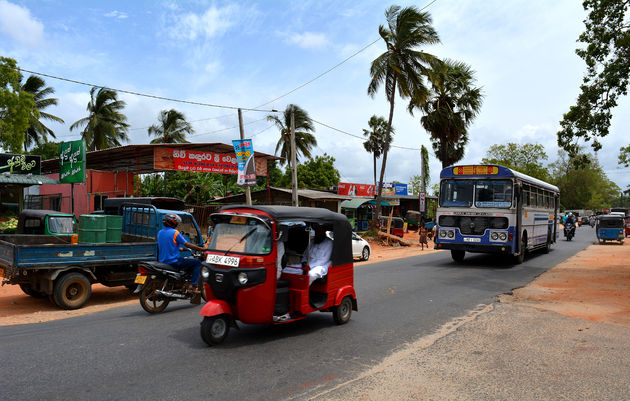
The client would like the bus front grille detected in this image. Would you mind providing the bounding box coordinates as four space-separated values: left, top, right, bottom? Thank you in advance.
439 216 508 235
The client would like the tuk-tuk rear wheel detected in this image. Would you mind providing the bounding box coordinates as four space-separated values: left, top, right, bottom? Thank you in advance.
200 315 230 346
333 296 353 325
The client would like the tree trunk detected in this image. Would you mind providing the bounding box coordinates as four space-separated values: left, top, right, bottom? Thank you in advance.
373 154 377 190
374 77 397 229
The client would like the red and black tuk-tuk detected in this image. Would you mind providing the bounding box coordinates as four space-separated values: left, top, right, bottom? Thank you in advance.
199 205 357 345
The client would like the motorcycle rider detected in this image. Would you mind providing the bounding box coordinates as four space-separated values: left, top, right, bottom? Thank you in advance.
157 213 207 304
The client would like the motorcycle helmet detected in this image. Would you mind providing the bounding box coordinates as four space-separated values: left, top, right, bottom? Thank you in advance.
163 213 182 228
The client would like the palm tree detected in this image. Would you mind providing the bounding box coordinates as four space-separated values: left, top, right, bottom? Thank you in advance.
70 87 129 151
368 5 440 224
21 75 64 152
267 104 316 165
147 109 193 144
419 59 483 168
362 115 392 189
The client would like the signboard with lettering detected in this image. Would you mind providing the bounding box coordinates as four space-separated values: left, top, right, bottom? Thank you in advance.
59 140 86 183
394 183 408 196
419 191 426 212
0 154 41 175
337 182 375 197
452 165 499 176
153 148 268 176
232 139 257 186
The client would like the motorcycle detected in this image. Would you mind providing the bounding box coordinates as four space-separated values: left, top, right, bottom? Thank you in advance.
134 252 207 313
564 221 576 241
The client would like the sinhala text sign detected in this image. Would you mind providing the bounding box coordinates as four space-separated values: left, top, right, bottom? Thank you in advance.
232 139 256 186
59 140 86 183
0 154 41 175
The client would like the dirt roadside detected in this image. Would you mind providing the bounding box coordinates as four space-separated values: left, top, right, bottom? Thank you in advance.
0 230 439 326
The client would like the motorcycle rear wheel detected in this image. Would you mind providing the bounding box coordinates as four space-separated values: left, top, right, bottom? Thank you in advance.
139 278 171 313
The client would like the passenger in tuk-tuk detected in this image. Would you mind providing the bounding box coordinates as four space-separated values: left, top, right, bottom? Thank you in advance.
301 224 333 285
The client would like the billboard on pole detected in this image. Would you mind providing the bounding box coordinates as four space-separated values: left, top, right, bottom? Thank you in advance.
59 140 86 183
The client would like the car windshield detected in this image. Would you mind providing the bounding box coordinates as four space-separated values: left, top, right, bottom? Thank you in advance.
48 216 76 234
208 214 272 255
475 180 513 208
440 180 474 207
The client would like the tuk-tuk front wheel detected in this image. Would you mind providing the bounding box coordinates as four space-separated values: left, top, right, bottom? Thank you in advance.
333 296 353 325
201 315 230 346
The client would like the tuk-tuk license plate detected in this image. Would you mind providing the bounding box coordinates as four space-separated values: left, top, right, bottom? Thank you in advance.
205 254 240 267
134 275 147 284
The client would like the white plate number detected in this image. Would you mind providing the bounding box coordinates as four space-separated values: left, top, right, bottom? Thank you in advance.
206 254 240 267
463 237 481 243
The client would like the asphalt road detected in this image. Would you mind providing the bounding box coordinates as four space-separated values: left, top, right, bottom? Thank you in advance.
0 229 593 400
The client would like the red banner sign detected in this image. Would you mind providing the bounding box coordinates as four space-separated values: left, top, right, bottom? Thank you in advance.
172 149 238 174
338 182 375 197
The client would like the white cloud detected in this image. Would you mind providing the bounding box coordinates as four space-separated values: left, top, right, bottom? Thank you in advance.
168 5 236 40
287 32 330 49
104 10 128 19
0 0 44 47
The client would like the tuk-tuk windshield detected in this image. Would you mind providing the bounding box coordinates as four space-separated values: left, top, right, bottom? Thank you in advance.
209 214 272 255
598 217 624 228
48 216 76 234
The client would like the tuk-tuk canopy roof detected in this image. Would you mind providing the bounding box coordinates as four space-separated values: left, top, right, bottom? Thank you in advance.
217 205 353 266
597 214 625 221
340 198 391 209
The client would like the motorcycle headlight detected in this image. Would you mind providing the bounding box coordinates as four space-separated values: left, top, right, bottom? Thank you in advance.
238 272 248 285
447 230 455 238
499 232 507 241
491 232 499 241
201 266 210 279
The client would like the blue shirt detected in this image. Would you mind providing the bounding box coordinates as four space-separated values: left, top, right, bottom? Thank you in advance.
157 227 186 264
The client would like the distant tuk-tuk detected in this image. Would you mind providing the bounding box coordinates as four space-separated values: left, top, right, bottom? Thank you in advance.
379 216 405 237
199 205 357 345
16 209 76 236
596 214 625 244
404 210 422 230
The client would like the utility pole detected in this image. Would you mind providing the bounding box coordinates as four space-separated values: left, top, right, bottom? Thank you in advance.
290 105 298 207
238 108 252 206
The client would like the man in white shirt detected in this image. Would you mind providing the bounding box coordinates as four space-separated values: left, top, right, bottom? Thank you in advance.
301 224 333 285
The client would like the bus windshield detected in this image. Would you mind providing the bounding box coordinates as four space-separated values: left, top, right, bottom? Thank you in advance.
440 180 512 208
475 180 512 208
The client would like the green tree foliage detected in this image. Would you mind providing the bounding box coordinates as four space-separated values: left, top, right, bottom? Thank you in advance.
362 115 392 187
419 59 483 168
481 142 552 182
0 57 35 152
550 151 620 210
295 154 340 190
148 109 193 144
420 144 430 192
619 145 630 167
70 87 129 151
368 5 440 222
267 104 316 165
557 0 630 164
27 140 60 160
21 75 64 151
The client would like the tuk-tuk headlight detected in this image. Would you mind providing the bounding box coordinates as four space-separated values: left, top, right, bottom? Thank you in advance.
238 272 248 285
201 266 210 279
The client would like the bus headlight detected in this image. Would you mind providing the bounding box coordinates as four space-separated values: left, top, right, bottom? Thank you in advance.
201 266 210 279
491 232 499 241
447 230 455 238
499 232 507 241
238 272 248 285
440 230 447 238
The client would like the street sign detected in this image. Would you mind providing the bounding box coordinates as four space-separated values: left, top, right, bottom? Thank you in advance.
419 191 426 212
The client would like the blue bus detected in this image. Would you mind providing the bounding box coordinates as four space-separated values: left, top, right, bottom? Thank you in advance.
434 165 560 263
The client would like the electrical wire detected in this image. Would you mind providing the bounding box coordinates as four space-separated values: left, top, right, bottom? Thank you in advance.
311 118 420 151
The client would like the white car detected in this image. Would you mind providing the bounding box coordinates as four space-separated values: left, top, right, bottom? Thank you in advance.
352 232 371 261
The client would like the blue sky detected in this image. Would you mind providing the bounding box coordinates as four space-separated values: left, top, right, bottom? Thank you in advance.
1 0 628 191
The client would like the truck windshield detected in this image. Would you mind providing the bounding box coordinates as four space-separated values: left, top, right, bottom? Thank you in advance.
179 215 200 244
48 217 76 234
209 215 272 255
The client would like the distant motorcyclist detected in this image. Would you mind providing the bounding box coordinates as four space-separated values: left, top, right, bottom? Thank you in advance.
566 213 576 225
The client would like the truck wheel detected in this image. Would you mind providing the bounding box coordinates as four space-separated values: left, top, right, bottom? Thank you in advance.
200 315 230 346
53 272 92 310
19 284 47 298
139 279 170 313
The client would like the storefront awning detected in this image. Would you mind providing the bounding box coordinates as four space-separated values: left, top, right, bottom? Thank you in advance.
341 198 391 209
0 174 60 185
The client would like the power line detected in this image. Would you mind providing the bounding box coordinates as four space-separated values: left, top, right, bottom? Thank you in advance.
15 67 277 113
310 118 420 151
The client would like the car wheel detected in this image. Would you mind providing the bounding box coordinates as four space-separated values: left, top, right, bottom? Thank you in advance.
200 315 230 346
361 246 370 261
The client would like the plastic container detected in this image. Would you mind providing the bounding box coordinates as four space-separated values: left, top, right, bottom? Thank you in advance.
78 215 107 243
105 215 123 243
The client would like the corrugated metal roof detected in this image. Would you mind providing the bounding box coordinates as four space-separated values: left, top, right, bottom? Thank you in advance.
0 174 60 185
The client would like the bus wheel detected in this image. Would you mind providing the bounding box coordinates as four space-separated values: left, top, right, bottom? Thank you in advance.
514 235 527 264
451 250 465 262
